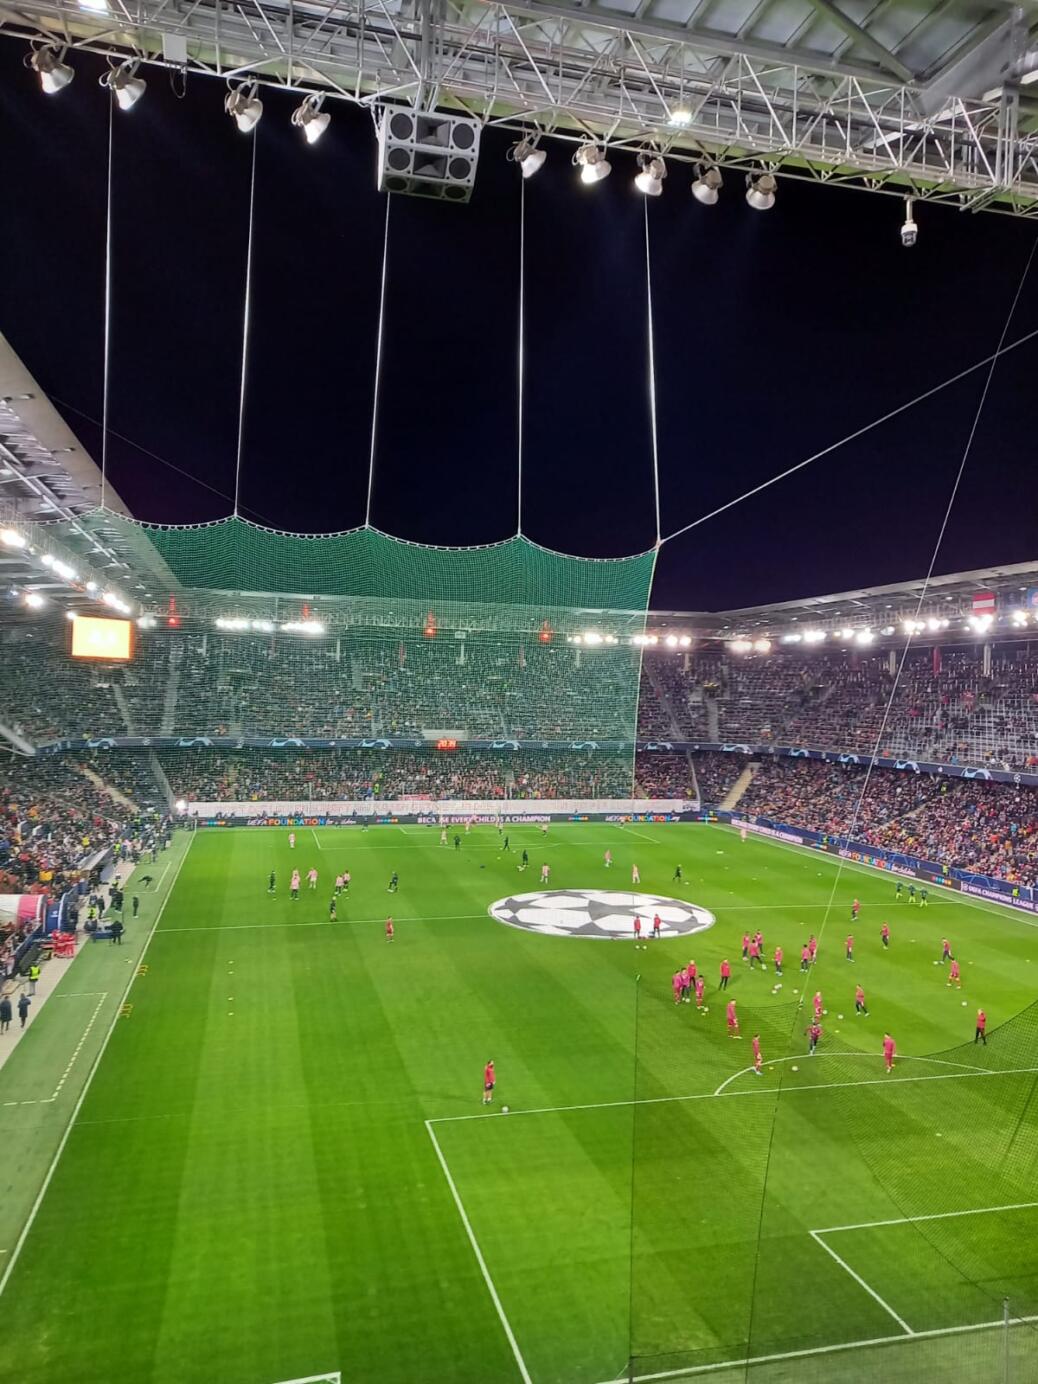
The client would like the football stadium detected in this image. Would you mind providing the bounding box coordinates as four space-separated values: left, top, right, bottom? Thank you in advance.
2 3 1038 1381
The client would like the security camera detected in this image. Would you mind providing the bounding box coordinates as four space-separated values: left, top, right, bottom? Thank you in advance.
901 198 917 247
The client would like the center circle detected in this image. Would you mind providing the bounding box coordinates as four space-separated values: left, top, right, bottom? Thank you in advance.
488 890 716 940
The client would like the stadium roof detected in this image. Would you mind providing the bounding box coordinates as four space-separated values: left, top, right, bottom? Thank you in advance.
708 558 1038 637
0 332 179 615
3 0 1038 212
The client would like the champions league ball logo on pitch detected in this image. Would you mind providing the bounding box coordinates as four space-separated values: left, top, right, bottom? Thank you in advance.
488 890 716 940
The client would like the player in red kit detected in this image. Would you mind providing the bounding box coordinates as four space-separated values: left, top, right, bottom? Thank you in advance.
800 944 810 972
385 917 394 943
719 959 731 990
741 933 750 960
726 999 739 1036
748 937 761 968
882 1034 896 1073
634 916 644 950
880 921 890 948
845 935 854 962
672 970 684 1005
851 898 860 920
808 935 818 963
774 945 783 975
947 958 961 988
975 1009 987 1044
694 974 706 1008
482 1060 495 1105
751 1033 763 1073
813 990 824 1020
941 938 953 964
652 914 662 939
806 1020 822 1054
855 984 868 1016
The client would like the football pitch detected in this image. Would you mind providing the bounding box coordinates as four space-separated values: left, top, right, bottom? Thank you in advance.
2 820 1038 1384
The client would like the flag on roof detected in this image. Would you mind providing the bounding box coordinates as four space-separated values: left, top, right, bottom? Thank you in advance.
972 591 996 613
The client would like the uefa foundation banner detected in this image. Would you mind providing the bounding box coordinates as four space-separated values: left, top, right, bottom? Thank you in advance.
188 798 698 826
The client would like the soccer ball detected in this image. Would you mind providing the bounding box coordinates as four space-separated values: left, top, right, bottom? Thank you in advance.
838 1014 844 1020
962 1000 967 1007
501 1106 510 1114
775 983 782 991
823 1009 828 1015
791 1065 799 1072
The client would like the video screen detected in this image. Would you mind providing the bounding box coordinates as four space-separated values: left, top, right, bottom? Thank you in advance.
70 615 134 661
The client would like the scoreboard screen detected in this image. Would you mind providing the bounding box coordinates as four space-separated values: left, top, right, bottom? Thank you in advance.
435 738 458 751
70 616 134 662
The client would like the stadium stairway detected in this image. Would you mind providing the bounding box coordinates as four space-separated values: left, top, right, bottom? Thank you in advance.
642 659 686 739
148 751 177 811
76 760 138 812
0 721 35 756
160 647 181 735
720 760 761 811
112 682 136 734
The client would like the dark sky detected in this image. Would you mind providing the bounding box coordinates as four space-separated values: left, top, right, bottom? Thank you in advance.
2 37 1037 611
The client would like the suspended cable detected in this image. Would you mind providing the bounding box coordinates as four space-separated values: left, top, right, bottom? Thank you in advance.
737 232 1038 1372
516 177 526 538
233 131 258 519
643 198 662 547
660 318 1038 548
100 93 114 511
365 196 392 529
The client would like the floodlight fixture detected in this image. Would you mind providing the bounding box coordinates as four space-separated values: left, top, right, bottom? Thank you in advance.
901 197 917 247
745 171 777 211
574 142 611 185
101 58 146 110
508 135 546 179
27 44 74 94
291 94 330 144
634 153 667 197
24 592 46 609
225 81 263 133
691 164 722 205
1 529 27 549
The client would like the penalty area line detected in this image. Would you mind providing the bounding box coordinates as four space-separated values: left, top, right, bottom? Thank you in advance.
427 1062 1038 1125
593 1312 1038 1382
424 1119 532 1384
809 1229 914 1334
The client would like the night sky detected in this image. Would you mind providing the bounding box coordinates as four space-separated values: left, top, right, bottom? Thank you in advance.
2 37 1037 611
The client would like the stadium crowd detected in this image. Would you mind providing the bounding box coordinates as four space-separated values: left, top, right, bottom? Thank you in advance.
736 755 1038 887
160 749 637 802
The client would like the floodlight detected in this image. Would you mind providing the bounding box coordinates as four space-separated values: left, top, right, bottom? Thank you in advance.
634 153 667 197
101 58 146 110
175 799 188 813
745 171 777 211
508 136 546 179
855 630 874 645
678 635 692 647
665 634 678 647
1 528 27 549
901 197 917 248
691 164 722 205
574 143 611 185
668 109 692 127
225 81 263 133
730 640 753 653
803 630 826 643
24 592 45 609
291 94 330 144
65 610 77 621
27 44 73 94
753 638 771 653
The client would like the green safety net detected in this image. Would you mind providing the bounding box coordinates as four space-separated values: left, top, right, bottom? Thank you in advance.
87 513 657 612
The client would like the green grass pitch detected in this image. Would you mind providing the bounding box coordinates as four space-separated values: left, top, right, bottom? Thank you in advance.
2 820 1038 1383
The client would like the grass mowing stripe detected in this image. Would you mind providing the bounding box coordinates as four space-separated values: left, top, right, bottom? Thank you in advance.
0 832 195 1301
424 1120 533 1384
808 1230 914 1333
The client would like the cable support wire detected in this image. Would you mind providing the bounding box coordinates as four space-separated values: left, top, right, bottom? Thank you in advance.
365 196 392 528
233 132 259 519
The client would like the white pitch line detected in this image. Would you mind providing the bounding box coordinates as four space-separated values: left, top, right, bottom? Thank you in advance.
48 992 108 1101
815 1199 1038 1236
271 1373 342 1384
711 1052 992 1097
152 859 172 893
612 823 663 846
591 1312 1038 1383
809 1229 914 1334
424 1120 532 1384
0 833 195 1301
159 912 490 934
427 1063 1038 1125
